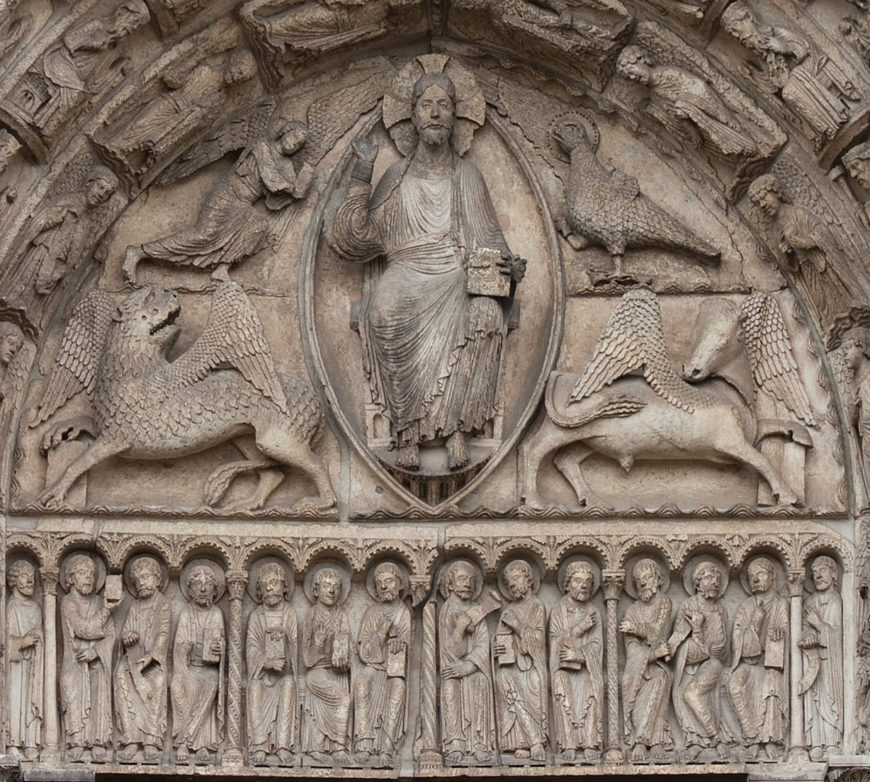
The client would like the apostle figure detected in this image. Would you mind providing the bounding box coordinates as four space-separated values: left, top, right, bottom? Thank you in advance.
663 560 731 763
799 555 843 761
115 555 171 763
549 560 603 763
171 563 225 764
439 559 498 765
59 553 115 763
246 562 298 765
6 559 43 761
620 558 673 763
493 559 548 762
353 561 411 767
326 71 526 472
728 556 788 761
301 566 352 765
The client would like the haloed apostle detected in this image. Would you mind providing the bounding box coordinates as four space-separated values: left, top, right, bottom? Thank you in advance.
353 561 411 767
171 564 225 764
326 72 526 472
246 563 298 766
115 555 171 764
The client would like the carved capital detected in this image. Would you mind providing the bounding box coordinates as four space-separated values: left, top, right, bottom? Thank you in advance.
602 569 624 601
226 568 248 600
410 574 432 606
40 567 59 595
787 568 806 597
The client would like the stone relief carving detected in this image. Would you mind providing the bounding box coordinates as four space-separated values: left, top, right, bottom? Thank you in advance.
438 559 499 765
30 281 335 512
301 564 352 765
59 552 117 763
115 555 171 764
664 558 732 763
728 555 788 761
354 561 411 768
550 112 720 286
831 327 870 504
148 0 210 38
521 288 815 510
799 555 843 762
171 561 226 764
842 140 870 222
549 558 603 764
494 558 548 763
246 559 297 766
0 165 119 318
5 559 43 762
0 129 22 218
721 3 859 154
2 1 151 150
0 0 33 63
620 557 673 763
326 68 526 476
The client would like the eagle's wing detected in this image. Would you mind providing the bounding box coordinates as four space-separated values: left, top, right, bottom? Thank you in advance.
569 289 656 402
163 282 287 411
30 290 114 426
741 292 816 427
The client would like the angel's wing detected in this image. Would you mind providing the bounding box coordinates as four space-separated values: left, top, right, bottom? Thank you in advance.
569 289 655 402
30 289 114 426
741 292 816 427
155 97 278 185
163 282 287 411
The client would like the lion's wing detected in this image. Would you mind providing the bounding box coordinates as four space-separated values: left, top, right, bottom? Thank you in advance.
741 292 816 427
164 282 288 411
31 290 114 426
569 290 653 402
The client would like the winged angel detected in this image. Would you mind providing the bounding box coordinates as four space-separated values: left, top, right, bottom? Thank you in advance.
30 281 336 512
520 288 816 508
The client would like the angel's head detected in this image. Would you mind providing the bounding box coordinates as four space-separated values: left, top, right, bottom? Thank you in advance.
0 322 23 367
840 327 870 372
616 46 652 85
748 174 786 218
278 120 307 156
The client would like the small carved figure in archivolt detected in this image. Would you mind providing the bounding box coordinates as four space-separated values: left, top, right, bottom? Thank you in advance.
799 556 843 761
172 562 225 764
6 559 42 762
302 566 352 766
520 288 813 509
620 558 673 764
722 3 857 151
353 561 411 768
728 556 788 761
662 560 732 763
494 559 548 763
31 280 336 512
439 560 500 765
115 555 171 764
0 130 21 218
60 553 116 763
831 327 870 500
246 561 298 766
549 559 603 764
550 113 720 285
123 119 313 284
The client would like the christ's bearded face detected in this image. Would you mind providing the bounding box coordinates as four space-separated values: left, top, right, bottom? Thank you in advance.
413 85 455 147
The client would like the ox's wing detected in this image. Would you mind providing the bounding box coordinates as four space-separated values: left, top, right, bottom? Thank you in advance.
30 290 114 426
569 289 656 402
163 282 287 411
741 292 816 427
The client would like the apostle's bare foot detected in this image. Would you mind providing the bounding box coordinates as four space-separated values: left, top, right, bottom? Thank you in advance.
560 749 576 762
445 750 463 765
397 443 419 470
91 745 109 763
143 745 160 763
118 743 138 763
763 743 782 761
530 743 545 762
630 744 648 764
742 743 758 762
354 751 371 765
473 749 493 763
176 747 190 764
67 746 84 763
194 747 211 764
334 750 352 766
650 744 668 763
515 749 530 759
277 749 293 766
584 748 601 763
251 750 267 765
446 431 469 470
23 747 39 762
378 753 393 767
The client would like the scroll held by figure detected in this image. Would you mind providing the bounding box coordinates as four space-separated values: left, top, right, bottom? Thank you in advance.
326 70 526 476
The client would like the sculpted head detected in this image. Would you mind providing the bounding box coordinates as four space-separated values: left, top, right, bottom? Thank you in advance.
693 561 721 600
187 564 217 607
67 553 96 595
633 558 663 603
502 559 533 601
840 327 870 372
224 49 257 85
616 46 652 84
129 555 162 599
117 285 181 355
748 174 785 218
810 555 838 592
746 556 776 594
257 563 287 607
373 561 401 603
7 559 35 597
843 142 870 191
721 2 763 48
313 567 342 606
412 73 456 147
564 561 594 603
84 165 118 208
446 560 476 602
0 322 23 367
278 120 308 156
